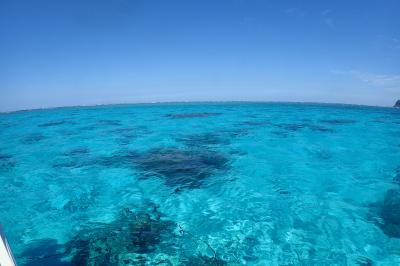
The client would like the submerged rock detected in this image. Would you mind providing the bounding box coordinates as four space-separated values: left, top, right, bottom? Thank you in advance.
394 100 400 108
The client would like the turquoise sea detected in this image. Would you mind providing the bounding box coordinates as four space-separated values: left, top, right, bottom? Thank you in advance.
0 103 399 265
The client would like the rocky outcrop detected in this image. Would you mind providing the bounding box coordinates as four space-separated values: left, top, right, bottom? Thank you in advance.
394 100 400 108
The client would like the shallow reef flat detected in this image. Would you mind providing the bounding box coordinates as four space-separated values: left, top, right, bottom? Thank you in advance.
1 103 400 265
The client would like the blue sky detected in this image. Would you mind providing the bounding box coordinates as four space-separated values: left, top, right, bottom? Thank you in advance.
1 0 399 111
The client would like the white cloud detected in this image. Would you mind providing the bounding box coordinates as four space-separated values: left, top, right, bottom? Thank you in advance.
331 70 400 87
322 9 335 29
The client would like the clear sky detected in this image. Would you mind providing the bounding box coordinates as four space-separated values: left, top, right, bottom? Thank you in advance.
1 0 399 112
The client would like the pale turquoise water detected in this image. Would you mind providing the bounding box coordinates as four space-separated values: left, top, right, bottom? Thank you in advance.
0 103 400 265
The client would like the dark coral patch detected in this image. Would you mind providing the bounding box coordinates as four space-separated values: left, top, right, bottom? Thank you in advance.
52 159 85 169
0 153 15 171
38 121 70 127
0 121 12 131
97 119 121 126
276 123 333 133
133 147 229 190
19 205 177 265
18 202 234 265
109 127 136 136
165 112 221 119
240 120 272 127
0 154 12 160
64 147 90 156
21 133 46 144
277 123 307 131
56 129 77 136
310 125 334 133
178 132 230 147
53 146 230 191
117 138 131 146
242 235 261 262
128 213 175 254
319 119 356 125
78 125 97 131
393 168 400 184
110 126 150 136
271 130 289 137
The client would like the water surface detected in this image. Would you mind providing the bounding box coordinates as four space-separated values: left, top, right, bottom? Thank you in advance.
1 103 400 265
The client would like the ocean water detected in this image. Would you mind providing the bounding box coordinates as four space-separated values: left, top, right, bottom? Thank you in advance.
0 103 400 265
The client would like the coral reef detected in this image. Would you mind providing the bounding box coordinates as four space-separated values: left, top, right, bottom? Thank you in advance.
65 205 177 265
132 147 229 190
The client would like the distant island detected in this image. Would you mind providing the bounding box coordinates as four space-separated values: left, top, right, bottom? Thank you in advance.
395 100 400 108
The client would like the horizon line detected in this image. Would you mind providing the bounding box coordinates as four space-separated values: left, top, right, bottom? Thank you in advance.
1 100 396 115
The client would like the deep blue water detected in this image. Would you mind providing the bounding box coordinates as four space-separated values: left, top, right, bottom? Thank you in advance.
1 103 400 265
